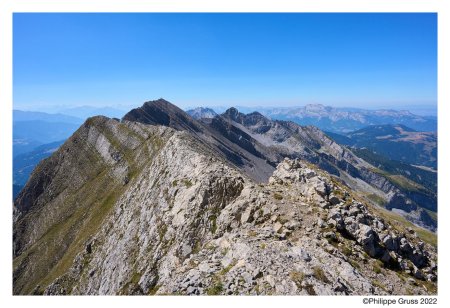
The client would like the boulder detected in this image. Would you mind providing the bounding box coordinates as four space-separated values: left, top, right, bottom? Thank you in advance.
328 194 341 206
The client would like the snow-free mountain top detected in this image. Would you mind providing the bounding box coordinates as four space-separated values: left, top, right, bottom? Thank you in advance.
261 104 437 133
186 107 217 120
185 104 436 133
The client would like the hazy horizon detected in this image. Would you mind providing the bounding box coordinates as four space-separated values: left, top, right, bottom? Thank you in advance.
14 101 438 118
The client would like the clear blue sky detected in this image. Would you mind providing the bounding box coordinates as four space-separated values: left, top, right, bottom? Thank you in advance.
13 13 437 111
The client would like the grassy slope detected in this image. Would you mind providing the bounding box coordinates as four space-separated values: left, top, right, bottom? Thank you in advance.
13 120 165 294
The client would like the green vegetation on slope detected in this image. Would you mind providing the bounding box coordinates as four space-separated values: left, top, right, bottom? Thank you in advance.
13 119 168 294
352 148 436 192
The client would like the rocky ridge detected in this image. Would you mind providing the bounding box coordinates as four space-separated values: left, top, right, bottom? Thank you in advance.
41 158 436 295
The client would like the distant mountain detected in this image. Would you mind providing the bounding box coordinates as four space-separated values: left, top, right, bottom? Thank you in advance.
186 107 217 119
13 110 83 157
13 110 83 124
260 104 437 133
57 106 127 119
13 140 65 187
326 124 437 169
13 121 80 157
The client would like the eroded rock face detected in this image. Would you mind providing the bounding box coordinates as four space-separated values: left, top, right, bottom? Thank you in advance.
268 159 435 279
35 157 437 295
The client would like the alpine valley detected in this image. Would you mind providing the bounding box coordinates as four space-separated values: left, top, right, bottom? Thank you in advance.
13 99 437 295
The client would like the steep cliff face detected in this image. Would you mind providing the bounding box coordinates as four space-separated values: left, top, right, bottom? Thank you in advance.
13 116 176 294
13 99 437 295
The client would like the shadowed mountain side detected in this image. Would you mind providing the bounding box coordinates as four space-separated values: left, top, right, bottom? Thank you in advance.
122 99 276 182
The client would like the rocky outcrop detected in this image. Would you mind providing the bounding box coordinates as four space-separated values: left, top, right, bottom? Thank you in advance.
18 153 436 295
269 159 436 282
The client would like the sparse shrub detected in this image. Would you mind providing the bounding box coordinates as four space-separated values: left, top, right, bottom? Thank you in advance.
333 189 344 198
313 266 330 283
273 193 283 200
304 284 317 295
219 260 237 275
372 279 387 291
248 230 257 237
206 282 223 295
289 271 305 288
341 245 352 256
349 259 361 270
188 259 197 268
148 285 160 295
182 179 193 188
373 264 382 274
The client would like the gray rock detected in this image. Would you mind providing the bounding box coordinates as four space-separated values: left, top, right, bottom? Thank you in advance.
328 194 341 206
413 266 425 280
241 206 254 224
273 222 283 233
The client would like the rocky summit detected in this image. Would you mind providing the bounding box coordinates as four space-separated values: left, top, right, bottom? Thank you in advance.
13 99 437 295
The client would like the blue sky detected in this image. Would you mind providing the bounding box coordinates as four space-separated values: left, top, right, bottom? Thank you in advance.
13 13 437 111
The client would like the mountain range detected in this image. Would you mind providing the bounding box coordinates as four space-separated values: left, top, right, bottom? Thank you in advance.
54 106 127 119
13 110 83 157
13 99 437 295
204 104 437 134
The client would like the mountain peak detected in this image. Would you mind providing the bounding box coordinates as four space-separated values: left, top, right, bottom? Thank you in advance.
122 98 202 133
143 98 172 107
224 107 241 119
186 107 217 120
304 103 327 110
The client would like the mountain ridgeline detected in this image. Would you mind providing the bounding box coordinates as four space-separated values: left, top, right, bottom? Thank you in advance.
13 99 437 295
259 104 437 133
